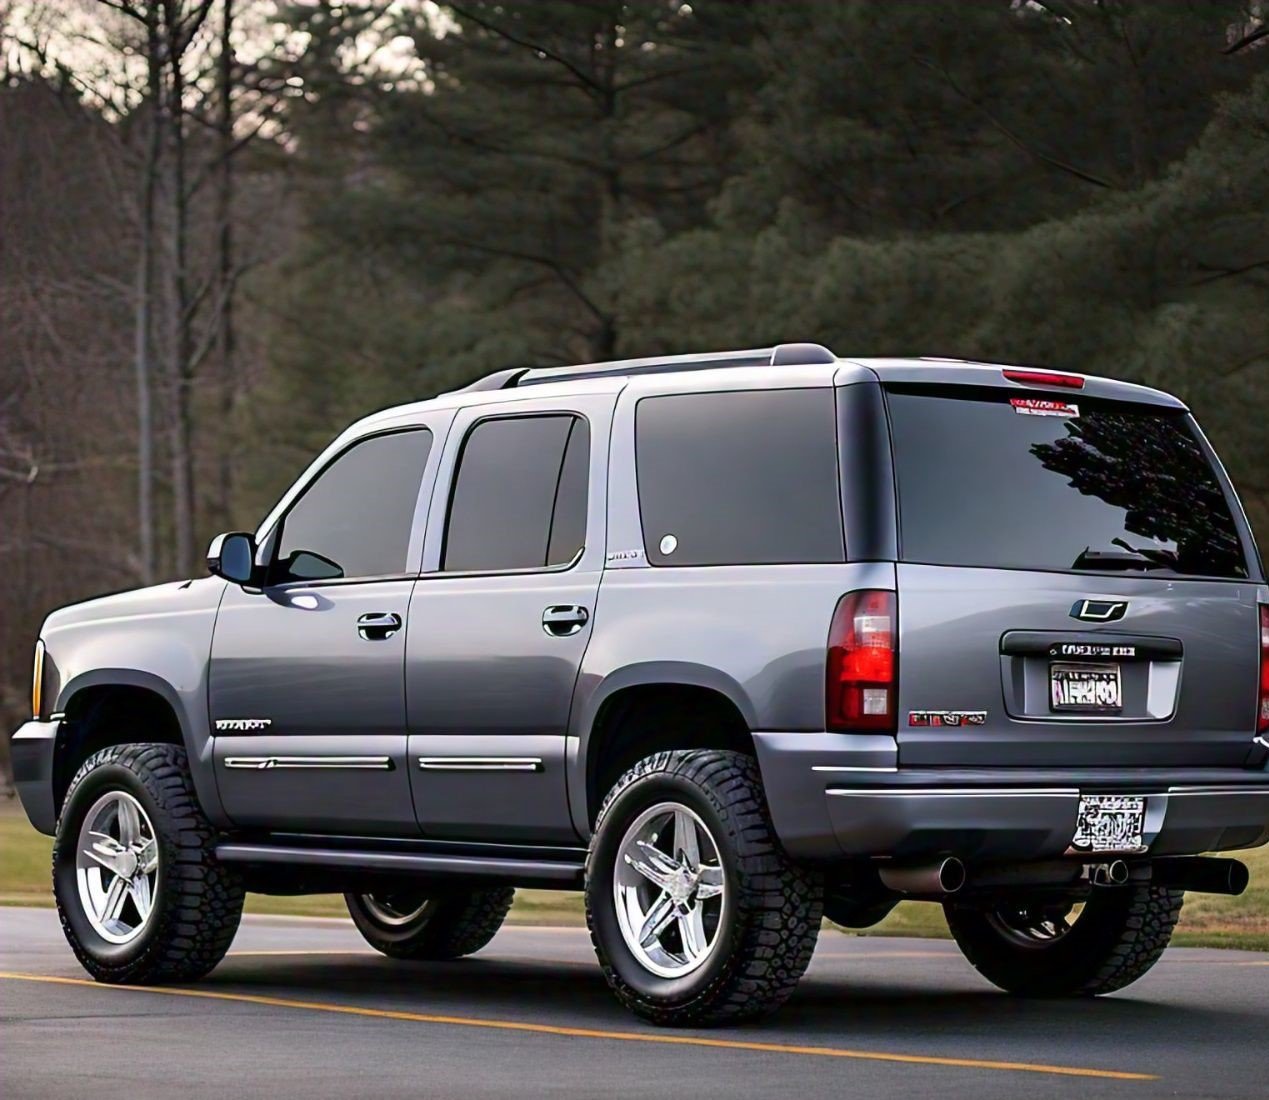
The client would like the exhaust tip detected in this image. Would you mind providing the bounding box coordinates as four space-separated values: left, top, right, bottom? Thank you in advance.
877 857 967 896
1227 861 1250 896
938 857 967 894
1106 859 1129 885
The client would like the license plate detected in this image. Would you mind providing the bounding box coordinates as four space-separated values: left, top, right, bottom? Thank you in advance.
1050 662 1122 712
1071 794 1146 853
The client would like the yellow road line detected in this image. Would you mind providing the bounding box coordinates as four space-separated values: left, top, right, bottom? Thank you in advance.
0 971 1155 1081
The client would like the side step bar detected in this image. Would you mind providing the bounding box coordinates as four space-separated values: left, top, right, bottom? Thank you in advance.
215 841 585 888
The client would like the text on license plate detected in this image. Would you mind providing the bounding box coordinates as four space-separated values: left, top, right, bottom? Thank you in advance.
1070 794 1146 853
1050 662 1122 712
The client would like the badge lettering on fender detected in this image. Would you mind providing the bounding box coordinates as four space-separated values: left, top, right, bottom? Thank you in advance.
215 718 272 732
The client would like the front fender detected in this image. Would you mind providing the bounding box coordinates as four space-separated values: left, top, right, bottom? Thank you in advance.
42 577 228 825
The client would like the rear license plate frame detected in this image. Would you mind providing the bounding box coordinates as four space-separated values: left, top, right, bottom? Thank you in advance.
1070 794 1146 854
1050 661 1122 713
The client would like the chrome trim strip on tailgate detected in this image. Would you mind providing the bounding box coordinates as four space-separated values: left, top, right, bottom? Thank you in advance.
827 787 1079 798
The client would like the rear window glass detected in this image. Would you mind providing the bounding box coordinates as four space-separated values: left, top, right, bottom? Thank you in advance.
887 387 1248 579
635 389 843 566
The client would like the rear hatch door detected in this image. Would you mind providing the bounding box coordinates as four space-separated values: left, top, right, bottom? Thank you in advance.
885 380 1263 768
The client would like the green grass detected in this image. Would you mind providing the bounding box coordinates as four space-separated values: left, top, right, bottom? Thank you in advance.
3 800 1266 947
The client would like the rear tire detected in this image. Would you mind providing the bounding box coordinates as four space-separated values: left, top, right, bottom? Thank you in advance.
53 743 244 984
944 883 1183 996
586 750 823 1027
345 886 514 960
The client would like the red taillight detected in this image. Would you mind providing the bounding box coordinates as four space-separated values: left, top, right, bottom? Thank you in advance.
1002 368 1084 390
827 590 897 732
1258 605 1269 734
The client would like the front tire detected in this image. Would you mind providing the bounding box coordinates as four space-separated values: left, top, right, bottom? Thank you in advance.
586 750 823 1027
345 886 514 960
53 743 245 984
944 883 1184 997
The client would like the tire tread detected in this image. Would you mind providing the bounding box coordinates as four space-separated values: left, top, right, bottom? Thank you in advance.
586 749 822 1026
54 743 244 984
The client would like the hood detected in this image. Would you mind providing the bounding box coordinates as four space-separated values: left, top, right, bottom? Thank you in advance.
42 576 227 636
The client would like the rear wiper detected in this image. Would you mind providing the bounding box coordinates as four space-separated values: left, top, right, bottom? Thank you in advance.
1071 539 1179 572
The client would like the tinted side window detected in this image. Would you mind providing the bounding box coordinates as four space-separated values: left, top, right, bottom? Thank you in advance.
547 418 590 566
275 429 432 582
636 389 843 566
443 415 589 572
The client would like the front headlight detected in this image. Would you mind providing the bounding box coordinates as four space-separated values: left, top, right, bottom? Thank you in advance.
32 639 44 719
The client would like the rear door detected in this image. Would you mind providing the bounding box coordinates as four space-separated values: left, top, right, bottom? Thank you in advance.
405 393 612 843
886 383 1264 768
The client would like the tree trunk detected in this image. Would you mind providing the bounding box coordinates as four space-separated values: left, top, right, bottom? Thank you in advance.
214 0 237 529
164 0 196 573
134 11 163 585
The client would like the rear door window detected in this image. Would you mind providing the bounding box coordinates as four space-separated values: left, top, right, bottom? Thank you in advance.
635 389 843 566
886 387 1248 578
443 414 589 572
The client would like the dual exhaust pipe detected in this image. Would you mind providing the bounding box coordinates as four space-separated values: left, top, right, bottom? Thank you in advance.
877 857 967 896
876 855 1247 897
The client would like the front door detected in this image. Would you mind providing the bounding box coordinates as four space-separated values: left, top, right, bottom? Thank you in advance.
406 395 613 843
210 426 436 835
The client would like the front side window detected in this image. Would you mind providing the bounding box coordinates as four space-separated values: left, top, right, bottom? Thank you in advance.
443 415 590 572
635 389 844 566
272 429 433 583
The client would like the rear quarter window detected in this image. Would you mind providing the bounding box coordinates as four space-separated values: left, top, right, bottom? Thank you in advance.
635 388 843 566
886 387 1248 579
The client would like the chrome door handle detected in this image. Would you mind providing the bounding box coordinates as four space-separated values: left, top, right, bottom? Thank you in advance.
542 605 589 637
357 612 402 640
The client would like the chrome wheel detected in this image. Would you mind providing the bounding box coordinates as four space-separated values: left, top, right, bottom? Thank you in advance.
360 893 431 927
74 790 159 945
987 900 1086 948
613 801 726 979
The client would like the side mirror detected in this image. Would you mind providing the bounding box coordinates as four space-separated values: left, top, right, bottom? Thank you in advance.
206 532 257 585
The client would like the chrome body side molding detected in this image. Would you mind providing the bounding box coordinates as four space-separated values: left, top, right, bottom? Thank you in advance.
417 757 544 772
223 756 394 771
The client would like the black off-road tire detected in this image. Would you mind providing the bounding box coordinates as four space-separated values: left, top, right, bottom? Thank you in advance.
52 743 245 984
586 750 823 1028
944 883 1184 997
345 887 515 960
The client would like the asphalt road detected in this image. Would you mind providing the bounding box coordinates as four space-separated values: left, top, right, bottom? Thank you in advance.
1 906 1266 1099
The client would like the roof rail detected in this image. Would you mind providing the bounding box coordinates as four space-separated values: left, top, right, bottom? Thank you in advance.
451 367 530 393
515 342 836 388
446 343 836 396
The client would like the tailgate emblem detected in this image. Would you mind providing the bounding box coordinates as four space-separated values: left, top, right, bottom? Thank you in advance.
1070 599 1128 623
908 710 987 727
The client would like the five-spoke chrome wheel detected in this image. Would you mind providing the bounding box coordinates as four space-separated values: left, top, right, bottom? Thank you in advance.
75 790 159 945
613 801 726 979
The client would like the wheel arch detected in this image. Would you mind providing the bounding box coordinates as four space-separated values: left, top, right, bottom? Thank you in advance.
574 664 757 832
53 670 210 821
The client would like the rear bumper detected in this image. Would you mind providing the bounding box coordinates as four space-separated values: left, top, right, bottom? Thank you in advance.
9 719 59 835
753 732 1269 862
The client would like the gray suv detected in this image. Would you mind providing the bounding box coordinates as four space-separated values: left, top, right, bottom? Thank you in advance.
12 343 1269 1026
